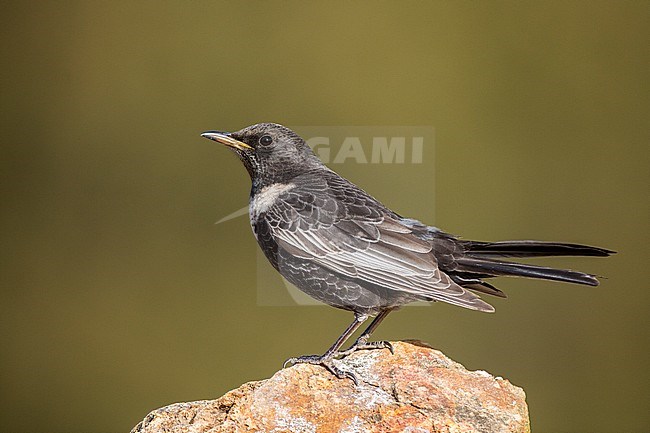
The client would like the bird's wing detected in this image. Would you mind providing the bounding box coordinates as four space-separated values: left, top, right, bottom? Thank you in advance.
265 172 493 312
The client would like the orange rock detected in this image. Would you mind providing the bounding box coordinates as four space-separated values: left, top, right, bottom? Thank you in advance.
132 341 530 433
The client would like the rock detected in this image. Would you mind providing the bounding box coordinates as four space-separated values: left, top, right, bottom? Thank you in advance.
132 341 530 433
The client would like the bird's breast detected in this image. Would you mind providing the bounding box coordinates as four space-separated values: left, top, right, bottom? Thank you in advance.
249 182 297 232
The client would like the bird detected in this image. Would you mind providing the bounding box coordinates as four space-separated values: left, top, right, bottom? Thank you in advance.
201 123 613 384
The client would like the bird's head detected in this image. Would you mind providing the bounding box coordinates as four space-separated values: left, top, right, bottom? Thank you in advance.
201 123 323 186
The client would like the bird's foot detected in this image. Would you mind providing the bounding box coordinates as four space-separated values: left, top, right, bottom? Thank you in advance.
283 354 359 385
337 339 394 358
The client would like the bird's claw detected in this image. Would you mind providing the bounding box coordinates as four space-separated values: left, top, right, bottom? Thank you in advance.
283 354 359 385
337 340 394 358
283 354 323 368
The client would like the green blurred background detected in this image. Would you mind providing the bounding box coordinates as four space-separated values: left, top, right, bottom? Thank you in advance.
1 1 648 432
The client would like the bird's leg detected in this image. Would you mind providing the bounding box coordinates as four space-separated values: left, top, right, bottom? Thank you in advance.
283 313 368 384
337 310 394 357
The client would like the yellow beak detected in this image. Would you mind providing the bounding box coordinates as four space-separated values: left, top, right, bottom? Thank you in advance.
200 131 253 151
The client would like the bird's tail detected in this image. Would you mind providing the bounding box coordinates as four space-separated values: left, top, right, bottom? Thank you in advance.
456 240 615 287
460 240 613 258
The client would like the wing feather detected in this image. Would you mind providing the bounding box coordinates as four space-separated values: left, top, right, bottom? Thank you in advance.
264 172 494 312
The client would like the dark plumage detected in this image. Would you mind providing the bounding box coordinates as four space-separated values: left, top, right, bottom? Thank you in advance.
201 123 614 383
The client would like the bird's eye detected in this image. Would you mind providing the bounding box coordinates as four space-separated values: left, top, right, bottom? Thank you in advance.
259 135 273 146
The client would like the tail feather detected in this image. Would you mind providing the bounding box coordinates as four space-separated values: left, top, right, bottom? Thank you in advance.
439 238 613 307
455 257 601 286
451 275 507 298
462 240 614 258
